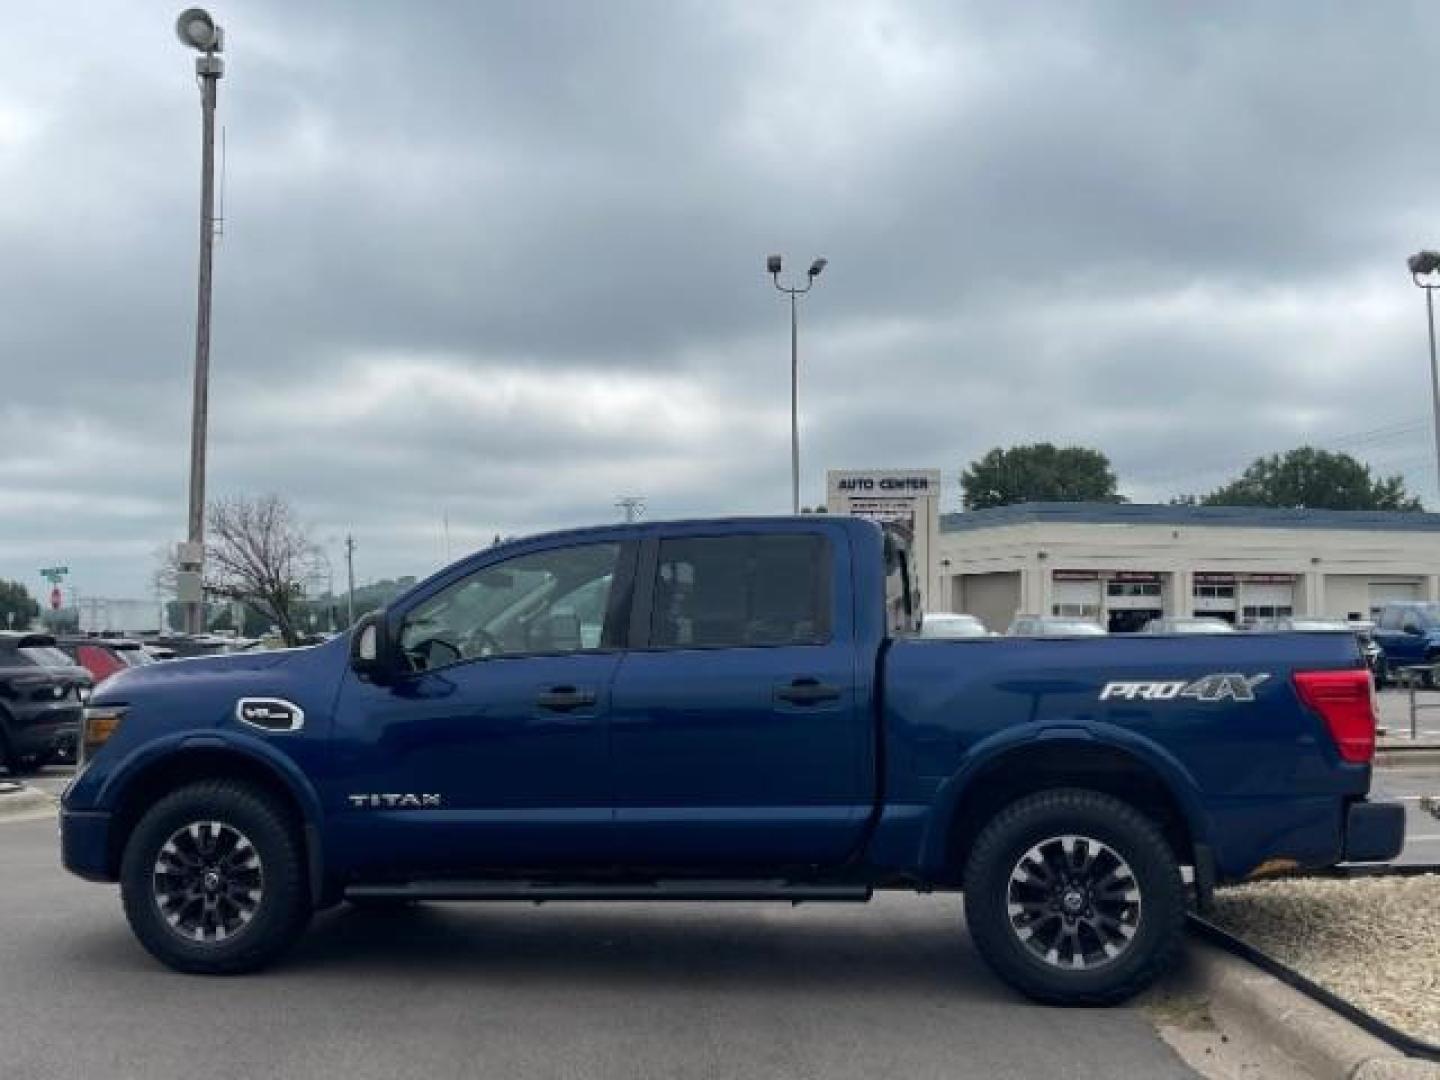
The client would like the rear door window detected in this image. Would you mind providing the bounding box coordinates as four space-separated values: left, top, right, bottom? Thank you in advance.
650 534 830 649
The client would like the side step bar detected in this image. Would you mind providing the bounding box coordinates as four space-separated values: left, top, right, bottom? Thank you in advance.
345 880 873 904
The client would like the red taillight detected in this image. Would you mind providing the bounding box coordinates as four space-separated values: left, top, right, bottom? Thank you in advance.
1293 669 1376 764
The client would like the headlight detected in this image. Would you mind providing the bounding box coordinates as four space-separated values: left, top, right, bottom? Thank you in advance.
80 706 126 768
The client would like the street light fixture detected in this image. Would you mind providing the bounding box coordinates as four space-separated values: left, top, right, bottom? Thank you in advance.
768 253 827 514
1408 250 1440 503
174 9 225 635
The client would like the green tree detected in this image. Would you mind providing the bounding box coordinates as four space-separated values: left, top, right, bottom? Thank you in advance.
1199 447 1423 511
0 580 40 631
961 444 1124 510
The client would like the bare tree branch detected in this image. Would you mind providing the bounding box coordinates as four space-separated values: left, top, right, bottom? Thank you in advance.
156 494 323 645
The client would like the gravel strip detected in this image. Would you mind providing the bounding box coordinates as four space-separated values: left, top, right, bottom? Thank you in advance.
1209 875 1440 1046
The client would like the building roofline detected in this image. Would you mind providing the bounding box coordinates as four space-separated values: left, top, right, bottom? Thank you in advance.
940 501 1440 533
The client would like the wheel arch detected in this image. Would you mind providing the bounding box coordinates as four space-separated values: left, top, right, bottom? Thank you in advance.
922 726 1208 883
102 736 325 899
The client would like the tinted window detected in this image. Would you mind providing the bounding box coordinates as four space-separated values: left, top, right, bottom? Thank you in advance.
651 534 830 648
399 542 621 670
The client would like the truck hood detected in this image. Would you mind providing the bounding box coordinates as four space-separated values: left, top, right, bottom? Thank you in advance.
96 645 317 697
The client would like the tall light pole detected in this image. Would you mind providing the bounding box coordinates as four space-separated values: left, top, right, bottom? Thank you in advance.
345 534 357 629
1408 250 1440 503
768 254 827 514
175 8 225 634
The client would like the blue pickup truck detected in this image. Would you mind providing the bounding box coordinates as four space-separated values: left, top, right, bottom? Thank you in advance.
1372 600 1440 686
61 516 1402 1004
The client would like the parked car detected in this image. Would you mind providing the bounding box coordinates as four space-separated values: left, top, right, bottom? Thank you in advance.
54 637 155 683
920 612 989 638
145 634 251 659
1371 602 1440 687
0 632 91 774
1007 614 1107 636
63 516 1399 1006
1141 617 1236 635
1250 618 1384 684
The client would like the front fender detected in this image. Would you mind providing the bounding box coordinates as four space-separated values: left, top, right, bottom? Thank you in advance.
917 722 1212 875
96 728 326 830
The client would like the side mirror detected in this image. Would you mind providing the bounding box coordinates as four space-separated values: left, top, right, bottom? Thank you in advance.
350 610 393 682
1404 623 1423 637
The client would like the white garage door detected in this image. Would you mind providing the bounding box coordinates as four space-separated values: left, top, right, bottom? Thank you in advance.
1052 578 1101 619
1241 581 1294 621
1369 581 1420 615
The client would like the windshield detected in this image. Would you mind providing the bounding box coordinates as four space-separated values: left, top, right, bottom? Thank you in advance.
1166 620 1235 634
922 615 986 638
1406 603 1440 625
19 645 75 668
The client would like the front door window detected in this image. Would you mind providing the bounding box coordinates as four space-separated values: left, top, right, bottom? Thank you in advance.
399 542 621 671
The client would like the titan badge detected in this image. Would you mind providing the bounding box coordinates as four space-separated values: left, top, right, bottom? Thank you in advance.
346 793 443 809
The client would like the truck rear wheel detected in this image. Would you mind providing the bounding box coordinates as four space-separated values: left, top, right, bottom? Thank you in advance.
962 788 1184 1006
120 780 311 974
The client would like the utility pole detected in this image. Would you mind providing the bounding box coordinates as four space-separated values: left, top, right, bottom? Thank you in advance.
616 496 645 523
175 9 225 634
345 533 356 628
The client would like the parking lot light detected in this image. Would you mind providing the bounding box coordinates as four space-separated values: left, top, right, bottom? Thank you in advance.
175 8 225 634
768 254 828 515
1408 250 1440 504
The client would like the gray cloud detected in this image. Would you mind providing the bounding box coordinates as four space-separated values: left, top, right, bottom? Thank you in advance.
3 0 1440 598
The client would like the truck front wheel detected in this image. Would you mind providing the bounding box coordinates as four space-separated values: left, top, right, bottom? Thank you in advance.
119 780 311 974
962 788 1185 1006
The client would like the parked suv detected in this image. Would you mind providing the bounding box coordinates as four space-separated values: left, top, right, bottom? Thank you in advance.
0 632 91 774
1372 602 1440 687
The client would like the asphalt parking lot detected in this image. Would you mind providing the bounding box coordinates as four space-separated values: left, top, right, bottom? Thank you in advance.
5 722 1435 1080
0 813 1203 1080
1376 685 1440 742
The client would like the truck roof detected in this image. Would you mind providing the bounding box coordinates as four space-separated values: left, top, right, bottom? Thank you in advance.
485 514 876 554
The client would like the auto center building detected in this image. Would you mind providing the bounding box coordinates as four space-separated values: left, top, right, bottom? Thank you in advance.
825 470 1440 633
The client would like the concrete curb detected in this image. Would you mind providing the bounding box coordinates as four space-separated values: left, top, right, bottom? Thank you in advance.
0 784 56 822
1188 938 1440 1079
1375 748 1440 768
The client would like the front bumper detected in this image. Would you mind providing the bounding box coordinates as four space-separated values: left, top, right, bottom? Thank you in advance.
11 715 79 761
1343 799 1406 863
60 809 115 882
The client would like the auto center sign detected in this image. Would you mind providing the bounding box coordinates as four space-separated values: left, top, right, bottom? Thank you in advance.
825 470 941 526
826 469 942 609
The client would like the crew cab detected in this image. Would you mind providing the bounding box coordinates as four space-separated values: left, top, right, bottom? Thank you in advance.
60 517 1403 1004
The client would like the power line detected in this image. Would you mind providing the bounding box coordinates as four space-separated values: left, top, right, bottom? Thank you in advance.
1130 416 1432 492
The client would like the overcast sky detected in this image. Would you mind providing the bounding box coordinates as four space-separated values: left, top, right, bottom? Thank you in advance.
4 1 1440 598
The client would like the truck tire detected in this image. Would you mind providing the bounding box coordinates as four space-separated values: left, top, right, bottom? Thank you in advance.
120 780 311 974
962 788 1185 1007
